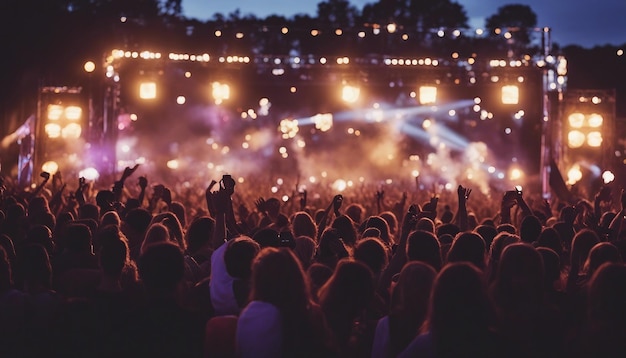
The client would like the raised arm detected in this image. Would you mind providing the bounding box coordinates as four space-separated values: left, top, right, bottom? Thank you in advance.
513 187 533 219
49 183 67 215
316 194 342 240
74 177 87 207
392 191 408 225
499 190 516 225
112 164 139 202
453 185 471 232
211 175 238 246
211 189 230 248
378 204 419 298
137 176 148 207
29 171 51 200
299 189 308 212
204 180 218 217
608 189 626 240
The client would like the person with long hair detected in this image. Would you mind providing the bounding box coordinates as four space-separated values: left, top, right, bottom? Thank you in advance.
566 229 600 295
372 261 437 358
399 262 498 358
236 247 329 358
331 215 358 248
491 243 563 358
291 211 318 243
318 259 377 357
583 263 626 357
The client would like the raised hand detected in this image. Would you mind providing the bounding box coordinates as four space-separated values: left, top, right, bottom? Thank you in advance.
376 189 385 213
299 190 307 211
205 180 218 202
121 164 140 181
332 194 343 216
502 190 517 209
255 197 267 214
162 187 172 205
73 177 87 206
428 195 439 210
457 185 471 202
138 176 148 190
402 204 419 233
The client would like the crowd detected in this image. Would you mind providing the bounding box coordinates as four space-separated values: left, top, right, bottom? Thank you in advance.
0 165 625 358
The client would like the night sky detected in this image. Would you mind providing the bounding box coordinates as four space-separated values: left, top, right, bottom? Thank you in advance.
182 0 626 48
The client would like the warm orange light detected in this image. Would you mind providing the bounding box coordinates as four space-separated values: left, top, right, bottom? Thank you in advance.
341 85 360 103
501 85 519 104
212 82 230 104
84 61 96 73
567 130 585 148
65 106 82 121
419 86 437 105
139 82 157 99
568 112 585 128
47 105 64 121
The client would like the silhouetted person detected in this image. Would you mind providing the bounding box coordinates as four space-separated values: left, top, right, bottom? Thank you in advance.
399 262 498 358
372 261 436 358
133 242 206 357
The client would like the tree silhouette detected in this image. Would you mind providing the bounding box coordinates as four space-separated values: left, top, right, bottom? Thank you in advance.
486 4 538 47
317 0 359 29
361 0 468 32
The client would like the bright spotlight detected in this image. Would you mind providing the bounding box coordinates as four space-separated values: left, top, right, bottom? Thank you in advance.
47 105 63 120
342 85 360 103
83 61 96 73
62 123 82 139
313 113 333 132
279 118 299 138
587 131 603 147
419 86 437 105
509 168 523 181
567 130 586 148
332 179 347 192
139 82 157 99
602 171 615 184
41 161 59 175
79 167 99 181
568 113 585 128
587 113 603 127
167 159 180 169
567 164 583 185
501 85 519 104
44 123 62 138
64 106 82 121
212 81 230 104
